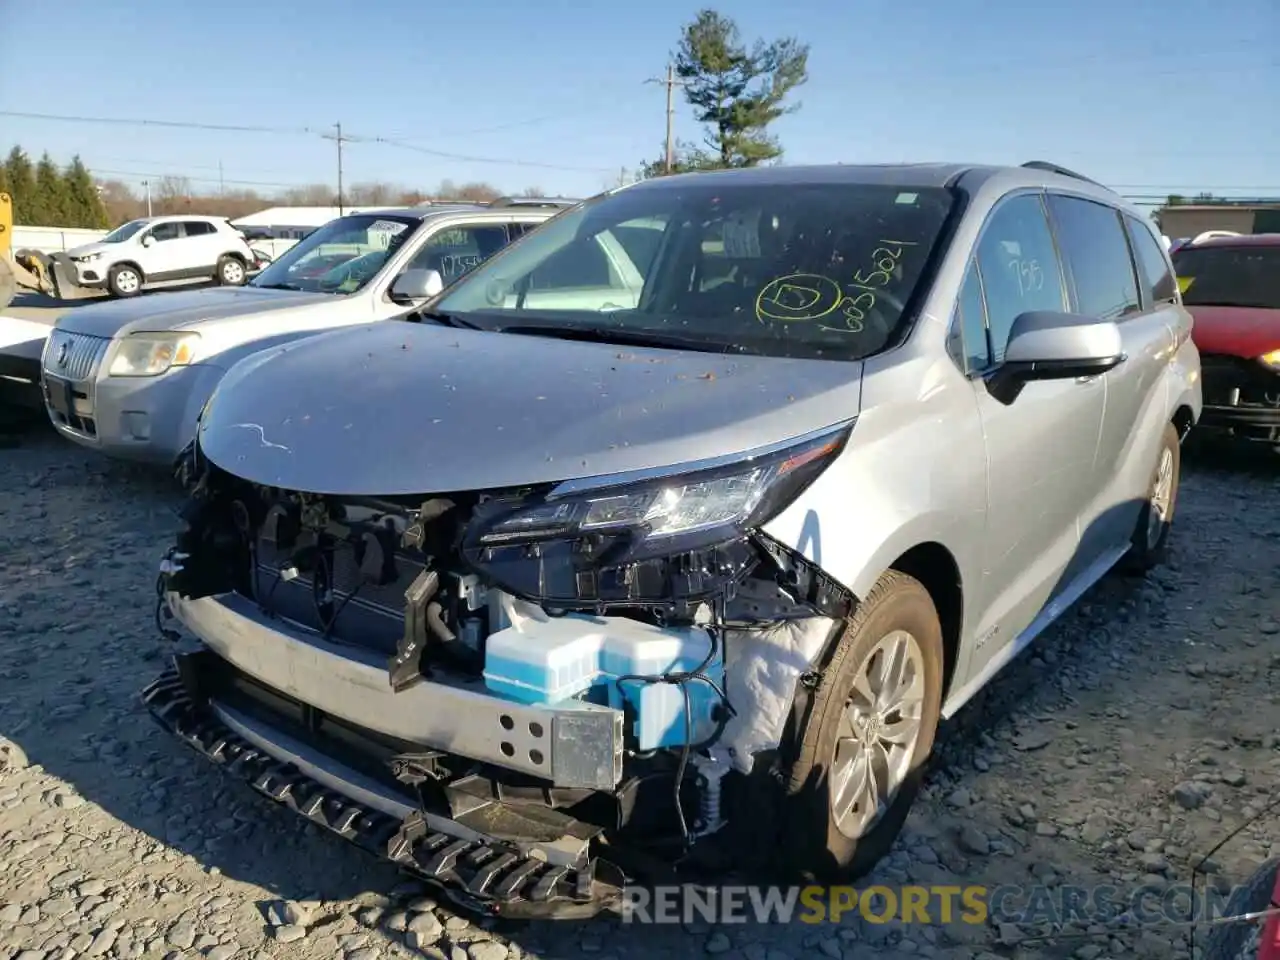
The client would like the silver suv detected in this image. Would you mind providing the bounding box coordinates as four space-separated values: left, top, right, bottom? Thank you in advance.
148 162 1201 916
40 199 573 464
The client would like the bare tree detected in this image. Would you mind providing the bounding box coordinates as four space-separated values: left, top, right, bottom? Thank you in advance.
347 182 401 205
153 175 194 214
277 183 337 206
97 179 143 225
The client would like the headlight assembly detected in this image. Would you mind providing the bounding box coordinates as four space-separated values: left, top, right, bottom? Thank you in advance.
107 332 201 377
462 423 852 605
1259 348 1280 372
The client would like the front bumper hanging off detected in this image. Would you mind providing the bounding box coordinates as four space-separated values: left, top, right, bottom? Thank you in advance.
141 660 626 919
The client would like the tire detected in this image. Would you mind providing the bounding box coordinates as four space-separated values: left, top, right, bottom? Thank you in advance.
216 255 247 286
778 570 945 882
1121 421 1181 574
1202 856 1278 960
107 263 143 298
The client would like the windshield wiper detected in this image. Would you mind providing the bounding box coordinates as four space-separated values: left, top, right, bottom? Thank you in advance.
406 309 485 330
252 281 304 291
495 323 749 354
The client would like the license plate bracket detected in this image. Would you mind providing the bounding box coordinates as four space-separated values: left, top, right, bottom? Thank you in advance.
45 374 74 417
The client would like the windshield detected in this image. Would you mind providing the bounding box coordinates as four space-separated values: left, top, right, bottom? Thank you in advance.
102 220 148 243
249 214 420 293
1172 245 1280 310
430 180 956 360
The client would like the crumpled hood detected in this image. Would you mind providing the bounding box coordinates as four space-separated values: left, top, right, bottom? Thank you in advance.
54 286 336 339
197 321 863 495
1188 305 1280 358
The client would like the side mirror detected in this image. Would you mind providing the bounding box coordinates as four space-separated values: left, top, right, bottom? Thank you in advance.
987 310 1125 405
389 268 444 303
140 235 155 248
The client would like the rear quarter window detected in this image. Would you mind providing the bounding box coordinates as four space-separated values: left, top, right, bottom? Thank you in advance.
1124 215 1178 305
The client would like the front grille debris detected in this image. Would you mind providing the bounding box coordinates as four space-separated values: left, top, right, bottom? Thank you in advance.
141 665 621 919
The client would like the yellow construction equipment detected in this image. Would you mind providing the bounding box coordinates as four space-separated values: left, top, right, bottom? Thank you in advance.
0 192 13 310
0 193 72 309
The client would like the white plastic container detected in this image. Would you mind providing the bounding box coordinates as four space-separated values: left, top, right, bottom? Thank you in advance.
481 613 605 704
482 603 725 751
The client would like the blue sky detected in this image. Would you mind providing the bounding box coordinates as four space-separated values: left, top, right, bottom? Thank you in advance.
0 0 1276 205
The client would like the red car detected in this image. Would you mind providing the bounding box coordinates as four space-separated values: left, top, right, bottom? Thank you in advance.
1170 234 1280 447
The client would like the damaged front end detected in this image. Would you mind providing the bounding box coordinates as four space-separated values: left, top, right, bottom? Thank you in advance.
147 425 855 917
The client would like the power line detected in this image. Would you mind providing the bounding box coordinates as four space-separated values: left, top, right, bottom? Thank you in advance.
92 168 307 190
909 40 1276 79
1 109 619 173
354 135 614 173
1109 184 1280 192
384 91 652 139
0 110 320 136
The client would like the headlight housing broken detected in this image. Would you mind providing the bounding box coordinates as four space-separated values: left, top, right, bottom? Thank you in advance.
108 332 201 377
462 423 852 605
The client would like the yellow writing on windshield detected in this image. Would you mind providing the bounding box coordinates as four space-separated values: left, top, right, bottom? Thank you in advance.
756 274 844 324
755 240 918 334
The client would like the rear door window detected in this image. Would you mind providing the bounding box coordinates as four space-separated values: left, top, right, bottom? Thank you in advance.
1045 195 1141 321
409 224 511 282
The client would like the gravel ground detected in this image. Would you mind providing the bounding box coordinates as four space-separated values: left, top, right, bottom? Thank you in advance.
0 425 1276 960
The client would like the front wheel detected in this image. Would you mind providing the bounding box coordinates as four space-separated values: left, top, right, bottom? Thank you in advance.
216 255 247 286
107 263 142 298
1122 421 1181 574
1201 856 1278 960
779 570 944 882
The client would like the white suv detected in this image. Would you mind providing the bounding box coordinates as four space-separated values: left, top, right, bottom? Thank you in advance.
65 215 258 297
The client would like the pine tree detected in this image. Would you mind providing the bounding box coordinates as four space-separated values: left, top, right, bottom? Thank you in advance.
4 147 37 224
0 162 10 199
639 10 809 176
63 156 109 229
34 152 69 226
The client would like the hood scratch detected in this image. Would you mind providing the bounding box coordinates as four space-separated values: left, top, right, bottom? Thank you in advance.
227 422 292 453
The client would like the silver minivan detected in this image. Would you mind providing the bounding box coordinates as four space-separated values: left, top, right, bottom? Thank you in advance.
148 161 1201 916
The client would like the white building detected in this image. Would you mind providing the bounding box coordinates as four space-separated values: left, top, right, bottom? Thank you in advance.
230 205 400 240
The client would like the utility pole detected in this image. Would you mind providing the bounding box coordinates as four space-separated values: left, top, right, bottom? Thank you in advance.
321 122 347 215
141 180 152 217
645 64 687 174
218 160 225 197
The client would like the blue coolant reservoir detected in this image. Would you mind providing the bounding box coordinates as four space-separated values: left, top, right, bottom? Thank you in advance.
483 602 724 751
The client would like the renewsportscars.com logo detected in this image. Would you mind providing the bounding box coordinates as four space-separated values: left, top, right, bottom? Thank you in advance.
620 883 1247 926
623 885 986 925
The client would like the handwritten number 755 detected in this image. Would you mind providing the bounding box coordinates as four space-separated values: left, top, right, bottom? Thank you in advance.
1009 258 1044 296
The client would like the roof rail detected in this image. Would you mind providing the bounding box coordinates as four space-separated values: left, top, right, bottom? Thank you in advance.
489 196 580 209
1020 161 1109 190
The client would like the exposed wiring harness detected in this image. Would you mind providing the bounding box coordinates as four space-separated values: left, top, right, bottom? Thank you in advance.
612 626 736 850
310 545 364 639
